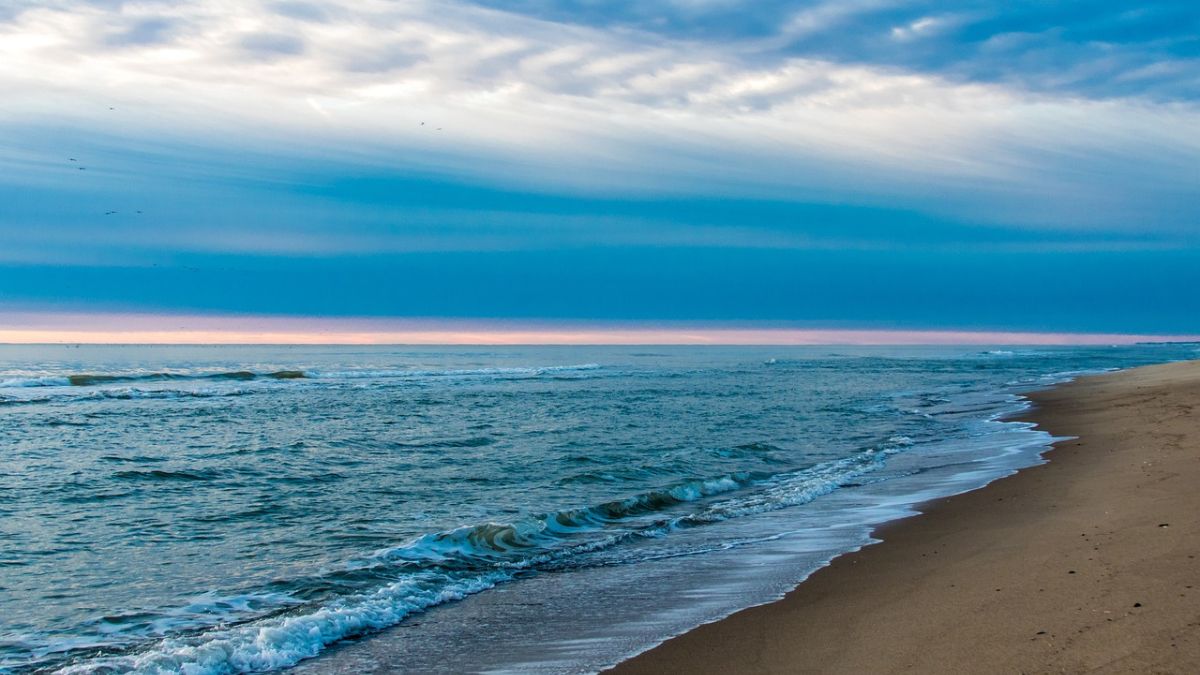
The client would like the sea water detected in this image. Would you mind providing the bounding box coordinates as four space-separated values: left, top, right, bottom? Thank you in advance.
1 344 1196 674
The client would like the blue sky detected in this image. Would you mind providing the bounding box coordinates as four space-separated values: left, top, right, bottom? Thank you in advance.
1 0 1198 334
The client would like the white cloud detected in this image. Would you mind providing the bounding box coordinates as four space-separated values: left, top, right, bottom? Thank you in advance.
891 16 944 41
781 0 891 40
0 0 1198 230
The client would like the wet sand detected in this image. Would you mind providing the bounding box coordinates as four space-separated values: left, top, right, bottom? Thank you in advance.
610 360 1200 674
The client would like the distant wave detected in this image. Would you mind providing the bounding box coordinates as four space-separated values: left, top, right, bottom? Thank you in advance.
0 371 303 388
0 387 254 406
113 468 221 482
392 436 496 449
307 364 602 380
0 364 602 389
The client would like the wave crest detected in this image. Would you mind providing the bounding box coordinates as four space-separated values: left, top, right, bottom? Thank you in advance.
0 364 603 389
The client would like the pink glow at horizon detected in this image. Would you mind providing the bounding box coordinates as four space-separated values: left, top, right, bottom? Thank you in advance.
0 312 1195 345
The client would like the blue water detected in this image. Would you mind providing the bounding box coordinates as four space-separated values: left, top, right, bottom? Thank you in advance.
1 344 1196 674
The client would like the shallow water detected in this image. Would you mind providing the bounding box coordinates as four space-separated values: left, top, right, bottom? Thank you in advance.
1 344 1195 674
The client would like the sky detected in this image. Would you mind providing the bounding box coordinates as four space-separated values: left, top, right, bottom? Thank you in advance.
1 0 1199 341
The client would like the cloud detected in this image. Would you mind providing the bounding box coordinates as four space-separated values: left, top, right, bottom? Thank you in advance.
465 1 1200 101
269 1 333 23
0 0 1197 239
238 31 306 58
101 15 179 46
2 0 1198 332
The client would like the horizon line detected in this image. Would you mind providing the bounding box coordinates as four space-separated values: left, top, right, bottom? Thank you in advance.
1 312 1197 346
1 331 1197 347
4 342 1198 347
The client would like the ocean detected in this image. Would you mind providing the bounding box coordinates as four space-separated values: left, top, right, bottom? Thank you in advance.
1 344 1196 674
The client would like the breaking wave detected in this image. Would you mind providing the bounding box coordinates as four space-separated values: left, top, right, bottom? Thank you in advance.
46 443 900 674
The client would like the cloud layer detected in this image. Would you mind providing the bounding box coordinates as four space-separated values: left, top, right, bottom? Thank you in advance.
466 0 1200 100
1 1 1198 330
2 0 1197 222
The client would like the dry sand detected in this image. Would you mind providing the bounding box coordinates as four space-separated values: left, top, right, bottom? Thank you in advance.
610 360 1200 674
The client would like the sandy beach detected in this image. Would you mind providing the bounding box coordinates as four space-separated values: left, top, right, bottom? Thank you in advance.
611 360 1200 674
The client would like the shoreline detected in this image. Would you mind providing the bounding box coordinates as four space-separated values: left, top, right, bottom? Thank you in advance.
609 360 1200 674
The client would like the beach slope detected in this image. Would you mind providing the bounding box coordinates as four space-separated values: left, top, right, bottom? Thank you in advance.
611 360 1200 674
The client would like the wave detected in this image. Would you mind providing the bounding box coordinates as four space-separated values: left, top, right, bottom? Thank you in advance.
0 371 304 388
373 474 754 570
97 387 253 400
113 469 221 482
56 573 510 675
0 364 603 389
0 375 73 387
307 364 602 380
392 436 496 449
49 443 904 674
0 394 36 406
0 387 254 407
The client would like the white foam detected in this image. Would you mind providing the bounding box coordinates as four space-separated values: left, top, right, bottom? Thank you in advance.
0 375 71 387
56 573 510 674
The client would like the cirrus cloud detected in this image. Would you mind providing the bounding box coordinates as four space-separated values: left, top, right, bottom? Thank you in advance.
0 0 1197 232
